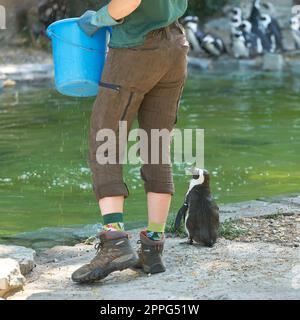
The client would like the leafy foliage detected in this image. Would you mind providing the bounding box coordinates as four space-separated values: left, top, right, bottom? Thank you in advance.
187 0 230 20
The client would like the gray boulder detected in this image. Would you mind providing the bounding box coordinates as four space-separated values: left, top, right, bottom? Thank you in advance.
0 245 36 275
0 258 25 298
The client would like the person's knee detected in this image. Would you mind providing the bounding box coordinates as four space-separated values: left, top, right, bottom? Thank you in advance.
141 164 174 194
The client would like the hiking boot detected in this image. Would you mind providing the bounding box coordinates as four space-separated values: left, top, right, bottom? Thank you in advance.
71 231 138 283
135 231 166 274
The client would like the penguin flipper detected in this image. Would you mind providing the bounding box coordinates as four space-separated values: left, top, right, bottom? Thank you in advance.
174 202 189 232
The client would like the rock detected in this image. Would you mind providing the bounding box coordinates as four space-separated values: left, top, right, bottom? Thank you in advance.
188 56 212 70
212 57 240 72
238 58 262 71
0 258 25 298
3 79 16 87
0 245 36 275
0 72 6 89
3 224 102 251
0 63 53 82
263 53 285 71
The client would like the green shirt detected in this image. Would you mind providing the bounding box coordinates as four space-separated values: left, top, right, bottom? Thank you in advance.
109 0 188 48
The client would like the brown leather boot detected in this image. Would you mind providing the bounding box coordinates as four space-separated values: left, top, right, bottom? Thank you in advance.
71 231 138 283
135 231 166 274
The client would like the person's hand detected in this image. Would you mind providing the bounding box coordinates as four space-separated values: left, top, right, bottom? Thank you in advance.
77 10 100 37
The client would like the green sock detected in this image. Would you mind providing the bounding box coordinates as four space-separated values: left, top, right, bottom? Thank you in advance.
102 213 124 232
146 222 165 241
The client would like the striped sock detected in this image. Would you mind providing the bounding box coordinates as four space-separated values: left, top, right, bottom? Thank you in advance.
146 222 165 241
102 213 124 232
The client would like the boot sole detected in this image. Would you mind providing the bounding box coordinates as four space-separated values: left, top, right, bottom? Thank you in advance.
143 263 166 274
72 256 138 284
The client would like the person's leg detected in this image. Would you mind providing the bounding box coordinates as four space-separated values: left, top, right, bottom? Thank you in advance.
72 37 168 282
135 23 188 273
99 197 125 231
72 48 146 283
138 75 185 241
146 193 171 239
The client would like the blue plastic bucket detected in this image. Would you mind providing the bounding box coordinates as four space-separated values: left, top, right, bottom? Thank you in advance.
47 18 111 97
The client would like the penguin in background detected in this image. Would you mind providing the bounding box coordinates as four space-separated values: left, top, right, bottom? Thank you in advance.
200 34 227 57
230 16 243 34
174 169 220 247
38 0 68 28
230 7 244 21
181 16 202 52
259 13 283 52
249 0 262 30
229 15 249 58
240 20 263 56
231 30 250 58
181 16 226 57
248 0 272 52
290 15 300 49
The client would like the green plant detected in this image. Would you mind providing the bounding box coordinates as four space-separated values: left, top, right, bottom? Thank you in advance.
187 0 230 21
218 218 248 240
165 213 187 238
260 212 283 220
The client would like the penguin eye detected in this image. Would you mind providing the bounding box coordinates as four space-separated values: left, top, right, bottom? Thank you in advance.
193 174 200 180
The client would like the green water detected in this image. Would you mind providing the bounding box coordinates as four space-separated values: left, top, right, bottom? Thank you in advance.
0 71 300 238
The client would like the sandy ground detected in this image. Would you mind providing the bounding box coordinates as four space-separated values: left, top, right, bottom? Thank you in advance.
8 231 300 300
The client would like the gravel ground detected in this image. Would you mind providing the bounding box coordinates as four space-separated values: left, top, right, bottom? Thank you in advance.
8 215 300 300
226 214 300 248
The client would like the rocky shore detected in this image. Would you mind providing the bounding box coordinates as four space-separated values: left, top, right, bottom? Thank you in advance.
1 47 300 89
0 194 299 300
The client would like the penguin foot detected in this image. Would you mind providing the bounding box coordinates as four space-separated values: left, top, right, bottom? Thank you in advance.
179 239 193 246
179 239 194 245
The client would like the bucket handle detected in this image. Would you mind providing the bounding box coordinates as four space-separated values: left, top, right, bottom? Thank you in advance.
47 27 112 54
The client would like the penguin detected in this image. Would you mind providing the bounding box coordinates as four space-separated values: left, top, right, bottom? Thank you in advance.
181 16 202 52
200 34 227 57
290 15 300 49
261 2 277 17
231 30 250 58
174 169 220 247
248 0 272 52
240 20 263 55
230 7 243 20
181 16 226 57
230 16 243 34
249 0 262 30
38 0 67 28
259 13 283 52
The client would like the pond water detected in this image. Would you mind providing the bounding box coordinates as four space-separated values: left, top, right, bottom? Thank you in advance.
0 71 299 246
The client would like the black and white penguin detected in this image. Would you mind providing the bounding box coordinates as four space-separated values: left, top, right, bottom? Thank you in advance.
38 0 67 28
248 0 272 52
249 0 262 30
200 34 227 57
230 16 243 34
259 13 283 52
174 169 220 247
181 16 226 57
290 15 300 49
181 16 202 52
231 30 250 58
240 20 263 55
230 7 243 20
